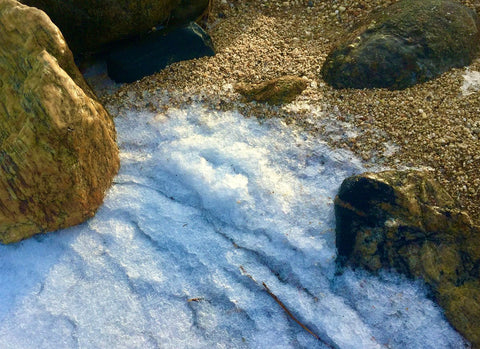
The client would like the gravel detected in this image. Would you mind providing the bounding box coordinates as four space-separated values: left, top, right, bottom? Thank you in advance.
101 0 480 222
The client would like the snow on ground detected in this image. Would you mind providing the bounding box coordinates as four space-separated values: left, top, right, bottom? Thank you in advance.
0 101 468 348
461 69 480 96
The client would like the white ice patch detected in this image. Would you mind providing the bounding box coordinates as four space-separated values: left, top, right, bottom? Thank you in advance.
0 105 467 348
461 69 480 96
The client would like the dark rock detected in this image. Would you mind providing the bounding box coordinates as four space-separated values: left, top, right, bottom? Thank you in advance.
106 22 215 83
19 0 179 54
0 0 119 243
335 170 480 347
170 0 210 25
321 0 480 89
235 76 308 105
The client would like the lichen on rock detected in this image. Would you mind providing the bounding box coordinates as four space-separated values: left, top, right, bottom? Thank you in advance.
0 0 119 243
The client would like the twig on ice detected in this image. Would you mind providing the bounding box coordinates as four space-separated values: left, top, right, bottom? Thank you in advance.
239 266 334 348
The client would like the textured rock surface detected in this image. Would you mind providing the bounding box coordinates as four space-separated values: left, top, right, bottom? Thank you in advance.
19 0 179 54
0 0 119 243
335 170 480 346
170 0 210 26
321 0 480 89
107 22 215 83
235 76 308 105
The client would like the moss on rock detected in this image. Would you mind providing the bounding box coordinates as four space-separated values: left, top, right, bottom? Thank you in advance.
335 170 480 346
321 0 480 89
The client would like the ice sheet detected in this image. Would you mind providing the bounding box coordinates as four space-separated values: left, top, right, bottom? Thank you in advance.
0 104 467 348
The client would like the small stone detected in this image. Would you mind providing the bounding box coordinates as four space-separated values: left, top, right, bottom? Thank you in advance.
235 76 308 105
321 0 480 89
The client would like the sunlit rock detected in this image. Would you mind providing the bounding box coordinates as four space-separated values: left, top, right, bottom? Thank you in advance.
321 0 480 89
335 170 480 346
235 76 308 105
0 0 119 243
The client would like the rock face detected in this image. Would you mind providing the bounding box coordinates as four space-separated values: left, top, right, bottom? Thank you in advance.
235 76 308 105
19 0 179 54
321 0 480 89
0 0 119 243
335 170 480 347
107 22 215 83
170 0 210 25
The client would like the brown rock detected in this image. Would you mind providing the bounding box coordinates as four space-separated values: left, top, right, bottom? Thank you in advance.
19 0 180 54
235 76 308 105
0 0 119 243
334 170 480 347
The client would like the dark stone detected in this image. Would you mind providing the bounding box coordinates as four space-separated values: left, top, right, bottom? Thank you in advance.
170 0 210 25
334 170 480 346
321 0 480 89
106 22 215 83
18 0 178 54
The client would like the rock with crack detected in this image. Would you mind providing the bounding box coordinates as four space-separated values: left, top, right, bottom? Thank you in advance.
334 170 480 347
235 76 308 105
106 22 215 83
0 0 119 243
321 0 480 89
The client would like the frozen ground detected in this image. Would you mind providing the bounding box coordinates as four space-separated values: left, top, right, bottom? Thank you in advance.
0 99 468 348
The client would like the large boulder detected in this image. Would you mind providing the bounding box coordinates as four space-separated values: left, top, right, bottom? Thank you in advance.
335 170 480 347
321 0 480 89
18 0 180 54
0 0 119 243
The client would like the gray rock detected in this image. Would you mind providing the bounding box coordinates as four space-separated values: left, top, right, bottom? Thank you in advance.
321 0 480 89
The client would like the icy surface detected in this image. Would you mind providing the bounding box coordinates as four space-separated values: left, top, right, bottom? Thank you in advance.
461 69 480 96
0 105 467 348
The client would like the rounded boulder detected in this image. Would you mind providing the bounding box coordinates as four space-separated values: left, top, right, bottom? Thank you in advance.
321 0 480 89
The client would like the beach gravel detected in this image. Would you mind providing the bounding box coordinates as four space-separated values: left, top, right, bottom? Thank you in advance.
102 0 480 223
